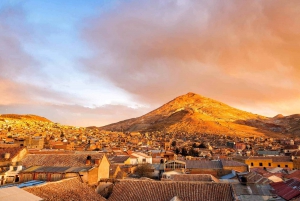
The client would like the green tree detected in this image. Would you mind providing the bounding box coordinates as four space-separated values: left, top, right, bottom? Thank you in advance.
134 163 153 178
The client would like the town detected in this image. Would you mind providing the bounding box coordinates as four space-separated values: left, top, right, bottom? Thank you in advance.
1 115 300 200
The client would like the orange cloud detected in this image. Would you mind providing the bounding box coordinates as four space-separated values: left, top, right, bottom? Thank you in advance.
81 0 300 116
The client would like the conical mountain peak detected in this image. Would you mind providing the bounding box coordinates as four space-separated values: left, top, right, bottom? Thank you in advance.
100 93 275 137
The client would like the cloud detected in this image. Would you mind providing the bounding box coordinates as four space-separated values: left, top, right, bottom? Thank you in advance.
0 5 87 107
81 0 300 116
0 6 39 78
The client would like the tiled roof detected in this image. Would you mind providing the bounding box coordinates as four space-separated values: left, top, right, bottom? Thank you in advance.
172 174 219 182
21 153 104 167
131 152 152 158
248 156 292 162
232 183 271 196
286 170 300 180
24 178 106 201
238 172 270 184
0 147 25 161
107 180 233 201
284 145 299 149
109 164 119 176
109 156 130 164
184 160 223 169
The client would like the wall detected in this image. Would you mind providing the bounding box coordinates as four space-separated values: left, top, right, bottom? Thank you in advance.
223 166 248 173
245 158 293 169
12 147 28 163
98 155 110 181
87 167 98 185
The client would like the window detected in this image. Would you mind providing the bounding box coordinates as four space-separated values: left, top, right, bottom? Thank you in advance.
285 165 288 168
278 165 281 167
259 163 263 166
268 163 271 166
251 162 253 166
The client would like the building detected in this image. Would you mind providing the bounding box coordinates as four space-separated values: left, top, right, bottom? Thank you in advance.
244 156 293 169
21 153 110 185
184 160 248 177
130 152 152 164
0 147 28 185
164 160 186 172
24 137 44 150
19 166 97 185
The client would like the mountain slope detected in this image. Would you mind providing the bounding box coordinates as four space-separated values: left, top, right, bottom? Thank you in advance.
0 114 51 122
100 92 286 137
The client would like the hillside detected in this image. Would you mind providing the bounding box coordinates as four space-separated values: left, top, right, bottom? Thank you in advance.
0 114 51 122
100 92 298 137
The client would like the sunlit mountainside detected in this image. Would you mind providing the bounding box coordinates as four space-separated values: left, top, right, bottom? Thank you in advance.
1 93 300 138
0 114 51 123
100 92 300 137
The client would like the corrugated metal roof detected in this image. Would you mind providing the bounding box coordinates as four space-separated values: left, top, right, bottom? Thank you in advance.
23 166 92 173
65 166 92 172
185 160 223 169
271 178 300 200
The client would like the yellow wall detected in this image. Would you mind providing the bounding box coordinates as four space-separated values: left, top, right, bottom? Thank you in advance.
124 158 131 165
98 155 110 180
245 159 293 169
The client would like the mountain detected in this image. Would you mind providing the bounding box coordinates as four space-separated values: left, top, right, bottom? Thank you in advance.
100 92 299 137
0 114 51 122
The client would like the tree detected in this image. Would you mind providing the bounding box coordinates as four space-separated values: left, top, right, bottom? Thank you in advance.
181 147 188 156
199 143 206 148
134 163 153 178
189 148 199 157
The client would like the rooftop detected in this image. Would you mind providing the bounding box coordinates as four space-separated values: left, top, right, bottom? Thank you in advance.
107 180 233 201
24 178 106 201
21 153 104 167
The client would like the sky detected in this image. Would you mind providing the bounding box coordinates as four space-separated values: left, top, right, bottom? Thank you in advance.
0 0 300 127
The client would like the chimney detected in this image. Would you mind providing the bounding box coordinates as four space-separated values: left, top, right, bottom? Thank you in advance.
86 155 91 165
4 153 10 160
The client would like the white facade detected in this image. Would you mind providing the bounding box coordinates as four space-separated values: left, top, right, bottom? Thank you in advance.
131 152 152 164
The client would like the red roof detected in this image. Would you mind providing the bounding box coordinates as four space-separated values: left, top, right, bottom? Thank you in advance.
271 179 300 200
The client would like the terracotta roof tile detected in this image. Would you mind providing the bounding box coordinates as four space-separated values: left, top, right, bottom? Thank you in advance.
24 178 106 201
22 153 104 167
107 180 233 201
0 147 25 161
172 174 219 182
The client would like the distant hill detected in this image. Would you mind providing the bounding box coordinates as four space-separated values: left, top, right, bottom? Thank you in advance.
0 114 51 122
100 92 299 137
